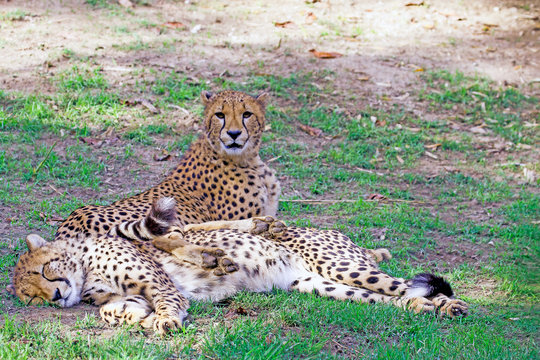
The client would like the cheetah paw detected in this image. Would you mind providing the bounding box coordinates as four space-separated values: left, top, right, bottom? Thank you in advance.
200 248 226 269
153 315 183 335
213 257 239 276
407 297 436 314
439 299 468 317
251 216 287 238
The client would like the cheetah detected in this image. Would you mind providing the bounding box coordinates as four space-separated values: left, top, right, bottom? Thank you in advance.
55 90 280 243
9 198 468 335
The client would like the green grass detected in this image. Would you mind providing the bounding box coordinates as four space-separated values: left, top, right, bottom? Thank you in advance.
0 9 28 21
419 70 539 144
0 63 538 359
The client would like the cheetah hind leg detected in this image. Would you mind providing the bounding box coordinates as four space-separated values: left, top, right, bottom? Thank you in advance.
153 230 238 276
289 274 438 314
183 216 287 238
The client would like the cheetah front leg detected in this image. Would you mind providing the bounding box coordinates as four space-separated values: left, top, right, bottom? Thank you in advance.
183 216 287 237
99 295 155 329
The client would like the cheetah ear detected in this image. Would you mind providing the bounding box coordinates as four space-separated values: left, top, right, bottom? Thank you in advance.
255 92 269 108
201 91 214 105
26 234 48 252
6 284 16 296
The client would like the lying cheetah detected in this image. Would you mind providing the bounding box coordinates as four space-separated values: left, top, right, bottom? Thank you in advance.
9 199 468 335
55 90 280 242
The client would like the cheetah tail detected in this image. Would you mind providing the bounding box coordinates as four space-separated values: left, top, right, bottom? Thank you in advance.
406 273 454 298
110 197 178 241
144 197 178 236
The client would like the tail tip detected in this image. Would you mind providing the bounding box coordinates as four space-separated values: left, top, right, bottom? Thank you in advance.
154 197 176 216
147 197 177 235
411 273 454 298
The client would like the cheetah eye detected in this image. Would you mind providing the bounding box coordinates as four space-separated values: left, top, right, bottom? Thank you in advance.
243 111 252 119
215 112 225 119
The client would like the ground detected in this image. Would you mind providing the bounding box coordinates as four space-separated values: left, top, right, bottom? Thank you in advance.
0 0 538 359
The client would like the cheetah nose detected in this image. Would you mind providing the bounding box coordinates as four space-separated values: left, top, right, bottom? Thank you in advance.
227 130 242 140
52 288 62 302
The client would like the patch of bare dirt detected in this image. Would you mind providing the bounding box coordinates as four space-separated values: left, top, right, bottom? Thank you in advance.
1 302 98 325
1 0 538 97
416 231 500 269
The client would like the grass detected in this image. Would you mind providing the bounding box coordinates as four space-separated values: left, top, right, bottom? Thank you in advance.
0 61 538 359
419 70 539 144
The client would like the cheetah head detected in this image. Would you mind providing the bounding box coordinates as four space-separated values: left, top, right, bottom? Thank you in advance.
7 234 84 307
201 90 268 160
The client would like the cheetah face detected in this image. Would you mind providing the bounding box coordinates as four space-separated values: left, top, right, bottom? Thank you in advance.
201 90 268 158
7 234 84 308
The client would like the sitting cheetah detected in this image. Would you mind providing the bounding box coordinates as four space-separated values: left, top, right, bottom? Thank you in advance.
9 199 468 335
55 90 280 244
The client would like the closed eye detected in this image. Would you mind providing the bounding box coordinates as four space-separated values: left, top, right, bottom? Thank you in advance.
41 263 71 286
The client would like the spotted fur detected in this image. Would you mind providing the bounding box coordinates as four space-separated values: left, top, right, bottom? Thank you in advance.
9 200 468 335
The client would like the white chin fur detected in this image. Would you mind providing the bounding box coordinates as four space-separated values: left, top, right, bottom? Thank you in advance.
61 282 82 307
221 142 246 156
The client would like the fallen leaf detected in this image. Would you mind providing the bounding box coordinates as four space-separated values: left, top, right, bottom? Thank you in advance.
121 99 138 106
424 151 439 160
306 12 317 23
224 306 256 319
516 143 533 150
425 143 442 150
358 76 370 81
140 99 159 114
414 68 424 72
118 0 133 8
154 150 172 162
396 155 404 164
79 137 102 146
39 212 64 226
405 1 424 6
469 126 488 134
122 99 159 114
191 24 202 34
523 168 537 184
309 49 343 59
482 24 498 32
365 193 387 201
423 23 435 30
299 123 323 137
405 127 421 132
163 22 186 29
275 21 293 28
